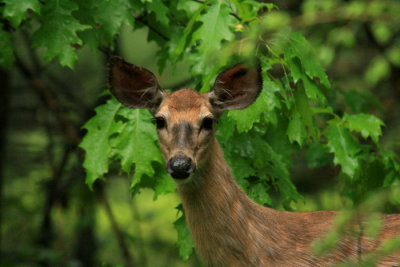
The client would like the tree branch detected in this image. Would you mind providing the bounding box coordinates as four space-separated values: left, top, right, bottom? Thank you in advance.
135 15 170 41
15 55 81 147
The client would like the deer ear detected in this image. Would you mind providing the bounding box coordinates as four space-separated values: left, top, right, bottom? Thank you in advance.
108 56 163 112
209 63 262 112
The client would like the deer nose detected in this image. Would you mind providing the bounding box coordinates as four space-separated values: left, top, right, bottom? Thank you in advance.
167 154 196 180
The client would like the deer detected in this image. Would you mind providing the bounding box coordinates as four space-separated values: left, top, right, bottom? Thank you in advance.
108 56 400 266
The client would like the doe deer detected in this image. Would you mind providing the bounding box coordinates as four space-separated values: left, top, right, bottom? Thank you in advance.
108 56 400 266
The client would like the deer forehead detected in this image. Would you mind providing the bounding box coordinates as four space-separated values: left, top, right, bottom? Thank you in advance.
157 89 213 123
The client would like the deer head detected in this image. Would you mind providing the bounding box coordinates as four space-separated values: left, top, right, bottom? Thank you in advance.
108 56 262 183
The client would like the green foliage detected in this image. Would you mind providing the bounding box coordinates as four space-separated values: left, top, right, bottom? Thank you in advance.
174 209 195 261
227 89 269 133
146 0 169 27
2 0 400 264
326 124 361 178
31 0 90 68
284 32 330 103
2 0 40 27
80 98 123 187
192 1 235 60
74 0 133 50
112 107 162 186
80 98 163 189
343 113 384 144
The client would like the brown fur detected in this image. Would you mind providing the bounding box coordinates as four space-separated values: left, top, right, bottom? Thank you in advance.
155 89 400 267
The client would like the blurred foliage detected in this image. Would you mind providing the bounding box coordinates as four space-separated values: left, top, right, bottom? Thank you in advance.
1 0 400 266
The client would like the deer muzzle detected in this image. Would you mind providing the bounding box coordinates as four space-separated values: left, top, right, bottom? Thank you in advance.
166 153 196 180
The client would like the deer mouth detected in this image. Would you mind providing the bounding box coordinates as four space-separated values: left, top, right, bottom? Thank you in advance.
166 154 196 180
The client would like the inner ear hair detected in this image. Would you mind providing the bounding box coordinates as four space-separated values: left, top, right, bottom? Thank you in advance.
108 56 163 112
209 62 262 112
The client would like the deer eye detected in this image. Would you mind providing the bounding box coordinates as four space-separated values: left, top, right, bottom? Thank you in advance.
153 117 166 129
201 117 215 130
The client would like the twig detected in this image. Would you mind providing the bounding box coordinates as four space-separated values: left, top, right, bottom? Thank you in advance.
230 12 242 22
38 145 72 249
135 15 170 41
14 54 81 146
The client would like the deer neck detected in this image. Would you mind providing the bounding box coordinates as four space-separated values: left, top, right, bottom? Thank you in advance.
177 136 248 215
176 136 280 266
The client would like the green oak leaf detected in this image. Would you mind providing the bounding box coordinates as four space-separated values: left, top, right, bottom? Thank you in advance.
287 110 307 147
227 89 268 133
326 125 362 178
261 60 281 125
0 26 15 69
146 0 169 26
287 83 321 147
224 145 256 181
216 112 236 143
286 51 327 103
174 213 194 261
247 182 272 205
32 0 90 68
226 131 302 203
284 32 330 103
91 0 133 39
130 162 175 200
219 124 256 189
80 98 123 188
153 169 176 200
265 116 294 168
220 133 257 188
174 6 204 57
231 0 275 23
293 84 319 142
343 113 384 144
192 1 235 56
114 107 163 187
2 0 41 27
74 0 133 50
257 138 302 203
284 32 330 88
